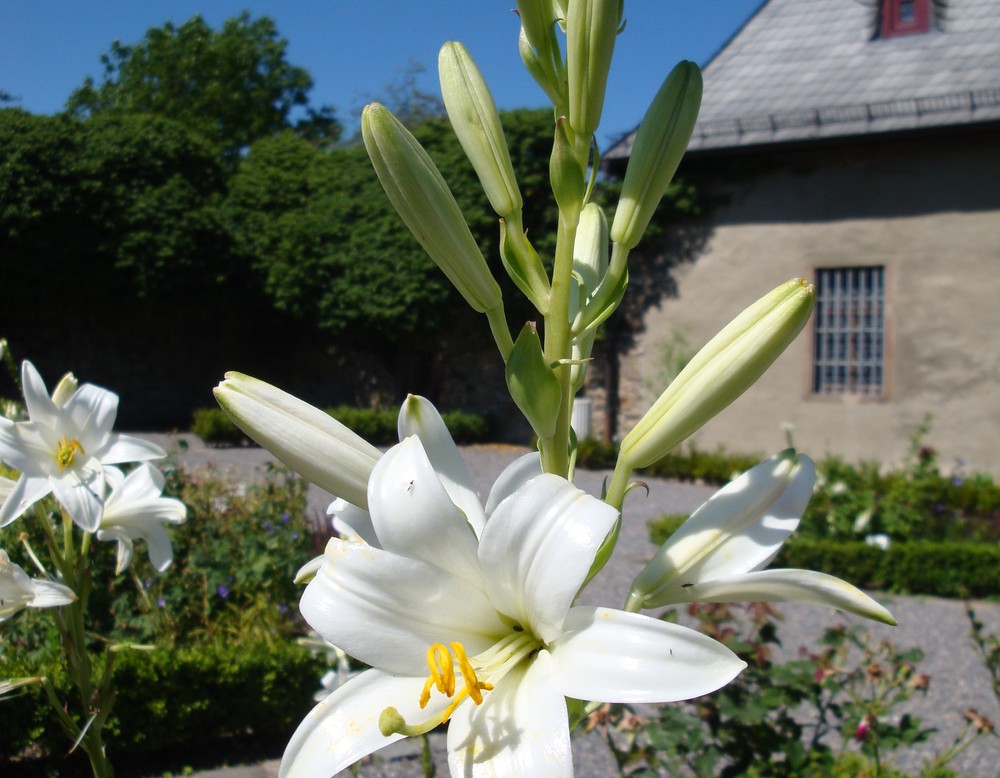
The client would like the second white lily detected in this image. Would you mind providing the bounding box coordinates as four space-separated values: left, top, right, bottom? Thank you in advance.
627 450 896 625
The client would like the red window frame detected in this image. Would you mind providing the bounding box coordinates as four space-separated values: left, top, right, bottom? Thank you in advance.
880 0 931 38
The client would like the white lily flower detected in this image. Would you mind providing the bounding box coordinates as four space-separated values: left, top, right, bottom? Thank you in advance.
628 450 896 625
0 549 76 621
0 361 166 532
97 464 187 574
281 426 745 778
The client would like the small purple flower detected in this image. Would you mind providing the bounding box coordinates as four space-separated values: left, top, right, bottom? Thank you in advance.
217 584 230 599
952 476 964 487
264 520 274 533
156 597 166 608
278 603 289 614
280 512 291 524
291 532 300 541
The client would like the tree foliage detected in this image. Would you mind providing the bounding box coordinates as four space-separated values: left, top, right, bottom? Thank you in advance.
0 108 231 302
66 12 338 157
225 108 559 345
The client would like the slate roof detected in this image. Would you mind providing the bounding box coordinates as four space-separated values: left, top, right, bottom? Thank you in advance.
607 0 1000 157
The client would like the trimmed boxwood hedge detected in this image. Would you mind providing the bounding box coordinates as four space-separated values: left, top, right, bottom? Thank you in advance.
0 638 327 776
649 514 1000 599
774 538 1000 599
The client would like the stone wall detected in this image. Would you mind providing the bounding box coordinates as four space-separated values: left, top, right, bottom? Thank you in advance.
599 128 1000 472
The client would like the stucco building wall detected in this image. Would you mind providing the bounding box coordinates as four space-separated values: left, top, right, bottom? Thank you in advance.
617 135 1000 472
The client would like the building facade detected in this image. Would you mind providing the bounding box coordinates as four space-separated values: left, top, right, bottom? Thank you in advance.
604 0 1000 472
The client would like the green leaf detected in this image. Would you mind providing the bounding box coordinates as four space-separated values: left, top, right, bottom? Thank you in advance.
505 323 562 440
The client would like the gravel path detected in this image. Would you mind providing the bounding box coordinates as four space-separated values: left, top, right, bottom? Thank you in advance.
146 434 1000 778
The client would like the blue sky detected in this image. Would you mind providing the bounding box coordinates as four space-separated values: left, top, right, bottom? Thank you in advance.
1 1 764 145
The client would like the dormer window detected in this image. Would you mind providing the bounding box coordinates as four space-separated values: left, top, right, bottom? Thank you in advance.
880 0 931 38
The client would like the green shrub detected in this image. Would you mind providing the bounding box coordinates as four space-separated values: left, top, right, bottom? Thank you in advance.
191 406 246 445
328 405 493 445
648 512 1000 599
774 539 1000 599
0 637 327 773
575 436 618 469
441 409 493 444
645 445 762 485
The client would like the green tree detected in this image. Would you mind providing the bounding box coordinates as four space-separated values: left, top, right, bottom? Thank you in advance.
0 108 232 302
66 12 338 158
226 109 558 340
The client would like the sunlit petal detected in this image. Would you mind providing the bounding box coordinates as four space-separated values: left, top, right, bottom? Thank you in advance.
663 568 897 625
398 394 486 534
368 436 482 587
552 606 746 702
479 474 618 642
448 650 572 777
301 539 505 676
280 670 446 778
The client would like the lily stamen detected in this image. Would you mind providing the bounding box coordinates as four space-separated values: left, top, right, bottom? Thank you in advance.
55 436 84 472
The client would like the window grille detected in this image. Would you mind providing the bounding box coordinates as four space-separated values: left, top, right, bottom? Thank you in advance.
812 267 885 396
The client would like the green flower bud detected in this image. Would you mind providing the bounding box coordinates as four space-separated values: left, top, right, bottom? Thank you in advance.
439 42 522 220
516 1 566 109
611 61 702 251
567 0 621 137
550 116 586 216
569 203 609 392
620 278 815 469
362 102 502 313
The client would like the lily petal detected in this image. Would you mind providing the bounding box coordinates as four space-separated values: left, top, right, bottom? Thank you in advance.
100 434 167 464
662 569 897 625
479 475 619 643
300 539 506 676
0 475 52 527
632 451 813 605
214 372 380 509
20 362 57 427
280 669 446 778
26 579 77 608
51 467 105 532
550 606 747 702
398 394 486 534
329 498 379 547
483 451 542 517
448 649 573 777
0 422 55 475
64 383 118 450
368 436 483 587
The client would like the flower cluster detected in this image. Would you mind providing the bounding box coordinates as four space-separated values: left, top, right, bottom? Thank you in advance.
218 379 894 777
0 361 186 604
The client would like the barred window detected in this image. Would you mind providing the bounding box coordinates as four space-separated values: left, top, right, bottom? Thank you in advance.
812 267 885 396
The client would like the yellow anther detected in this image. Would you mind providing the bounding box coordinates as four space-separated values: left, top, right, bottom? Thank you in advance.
55 437 84 472
451 642 493 705
420 643 456 708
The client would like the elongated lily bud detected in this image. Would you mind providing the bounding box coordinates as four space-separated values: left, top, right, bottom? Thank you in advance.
214 372 380 509
611 61 702 250
551 116 586 215
569 203 609 392
567 0 621 138
620 278 815 469
51 373 79 408
516 1 566 108
362 103 503 314
439 42 522 220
